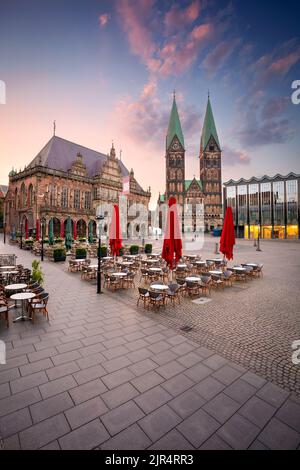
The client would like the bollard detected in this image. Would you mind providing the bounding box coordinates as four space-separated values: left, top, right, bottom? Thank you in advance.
256 238 262 252
214 242 220 255
254 238 257 247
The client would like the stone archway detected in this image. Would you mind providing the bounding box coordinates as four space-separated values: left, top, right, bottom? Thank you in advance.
52 217 61 237
76 219 87 238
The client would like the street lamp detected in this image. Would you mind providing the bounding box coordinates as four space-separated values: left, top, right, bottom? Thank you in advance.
20 222 23 249
256 221 262 252
96 215 104 294
41 219 45 262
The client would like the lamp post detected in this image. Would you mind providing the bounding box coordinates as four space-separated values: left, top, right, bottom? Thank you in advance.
40 219 45 262
20 222 23 249
96 215 104 294
256 221 262 252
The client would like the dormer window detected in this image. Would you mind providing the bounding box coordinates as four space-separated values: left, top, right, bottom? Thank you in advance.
209 145 214 151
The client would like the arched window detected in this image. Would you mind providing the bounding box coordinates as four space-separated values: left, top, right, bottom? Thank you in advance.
28 184 34 207
61 187 68 208
15 188 18 209
49 185 56 206
20 183 26 207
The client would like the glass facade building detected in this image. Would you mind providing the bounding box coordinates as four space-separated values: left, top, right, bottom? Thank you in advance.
223 173 300 239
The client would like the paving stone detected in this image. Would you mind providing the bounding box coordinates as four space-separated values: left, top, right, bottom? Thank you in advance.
126 348 153 363
131 371 165 393
39 375 77 399
203 393 241 424
59 419 109 450
0 367 20 385
156 360 186 380
248 440 270 450
30 392 73 423
135 386 172 414
0 355 28 373
167 335 187 346
56 340 83 354
129 358 157 377
275 399 300 433
69 378 108 405
19 414 70 450
101 401 145 436
73 364 107 385
102 383 139 409
10 371 48 393
6 344 35 359
102 368 136 390
212 365 243 385
162 373 195 397
28 347 58 363
46 361 80 381
256 382 290 408
148 341 172 354
195 346 215 358
0 407 32 438
65 396 108 429
258 417 300 450
169 389 205 419
171 342 196 356
101 423 151 450
0 383 10 400
223 379 257 404
149 429 194 450
184 363 213 382
193 376 225 400
3 434 21 450
177 409 220 448
41 440 61 450
241 371 267 388
126 339 149 352
200 434 232 450
19 358 53 377
51 350 82 366
139 404 181 442
102 356 132 374
239 396 276 428
76 352 105 370
217 413 260 449
202 354 228 371
0 388 41 418
177 352 202 368
102 345 130 361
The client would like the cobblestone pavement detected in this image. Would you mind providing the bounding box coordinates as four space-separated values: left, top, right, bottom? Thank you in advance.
0 237 300 450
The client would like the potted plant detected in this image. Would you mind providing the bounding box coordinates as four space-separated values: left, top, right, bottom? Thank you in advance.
54 237 63 244
144 243 152 254
130 245 139 255
98 245 108 257
31 260 44 285
119 247 124 257
53 247 66 262
78 237 86 243
75 248 87 259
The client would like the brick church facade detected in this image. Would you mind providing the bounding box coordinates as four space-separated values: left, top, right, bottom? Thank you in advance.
158 94 222 232
5 136 151 239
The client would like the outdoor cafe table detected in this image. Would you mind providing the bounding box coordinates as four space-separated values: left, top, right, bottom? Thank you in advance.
209 270 223 276
245 263 258 267
150 284 169 291
102 256 113 260
232 267 246 272
10 292 35 322
185 277 201 282
121 262 134 266
88 264 98 269
0 266 17 270
149 253 161 257
206 259 223 263
177 264 187 268
149 268 162 272
184 254 198 258
5 283 27 292
195 261 206 265
144 259 159 264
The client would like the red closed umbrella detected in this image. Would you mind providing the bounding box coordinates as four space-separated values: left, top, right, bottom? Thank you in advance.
109 205 122 256
73 221 77 240
220 207 235 260
162 197 182 269
25 218 29 239
36 219 40 241
60 220 64 238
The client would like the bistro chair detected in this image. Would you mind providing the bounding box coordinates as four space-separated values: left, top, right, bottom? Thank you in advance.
0 294 13 328
200 276 212 296
166 283 181 306
149 291 165 310
186 280 201 297
137 288 150 309
29 293 49 324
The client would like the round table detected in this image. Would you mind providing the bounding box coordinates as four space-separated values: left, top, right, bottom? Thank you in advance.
102 257 113 260
150 254 161 258
149 268 162 272
177 264 187 268
195 261 206 265
10 292 35 322
73 259 86 263
232 267 246 271
5 283 27 292
122 262 134 266
150 284 169 291
145 259 159 264
0 266 17 270
209 270 223 276
185 277 201 282
245 263 258 267
88 264 98 269
184 254 198 258
111 272 127 277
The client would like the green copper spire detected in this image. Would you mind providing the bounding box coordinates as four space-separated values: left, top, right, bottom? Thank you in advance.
201 95 220 150
166 93 184 150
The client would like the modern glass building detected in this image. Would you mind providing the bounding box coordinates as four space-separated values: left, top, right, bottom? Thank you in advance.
223 173 300 239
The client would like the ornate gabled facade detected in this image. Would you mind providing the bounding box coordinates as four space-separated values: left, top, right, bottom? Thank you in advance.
5 136 151 239
158 94 222 232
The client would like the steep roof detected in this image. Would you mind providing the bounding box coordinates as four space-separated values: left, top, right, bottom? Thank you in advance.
185 179 203 192
0 185 8 197
201 96 220 150
27 135 130 178
166 96 184 150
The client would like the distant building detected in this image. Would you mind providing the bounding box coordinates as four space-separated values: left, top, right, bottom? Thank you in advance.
0 184 8 229
5 136 151 239
158 94 222 232
223 173 300 239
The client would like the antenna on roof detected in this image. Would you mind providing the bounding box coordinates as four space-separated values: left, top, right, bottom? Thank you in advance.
53 120 56 136
173 89 176 100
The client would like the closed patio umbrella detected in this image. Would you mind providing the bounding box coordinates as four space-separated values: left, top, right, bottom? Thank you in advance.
36 219 40 242
162 197 182 269
109 205 122 256
60 220 64 238
25 218 29 239
73 221 77 241
220 207 235 260
65 217 72 250
48 218 54 245
88 220 94 243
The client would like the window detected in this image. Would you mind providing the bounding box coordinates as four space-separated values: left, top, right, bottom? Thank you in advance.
61 187 68 208
237 185 247 225
84 191 91 210
209 145 214 151
261 182 271 225
273 181 285 226
74 189 80 209
28 184 34 207
49 185 55 206
249 184 259 224
286 179 298 225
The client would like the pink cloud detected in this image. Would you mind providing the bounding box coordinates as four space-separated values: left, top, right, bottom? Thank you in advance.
223 146 251 166
164 0 201 34
269 50 300 75
202 38 241 76
98 13 109 28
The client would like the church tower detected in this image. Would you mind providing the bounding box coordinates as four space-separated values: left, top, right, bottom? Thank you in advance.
200 95 222 230
165 93 185 205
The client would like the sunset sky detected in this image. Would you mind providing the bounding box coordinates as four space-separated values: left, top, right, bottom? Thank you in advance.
0 0 299 207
